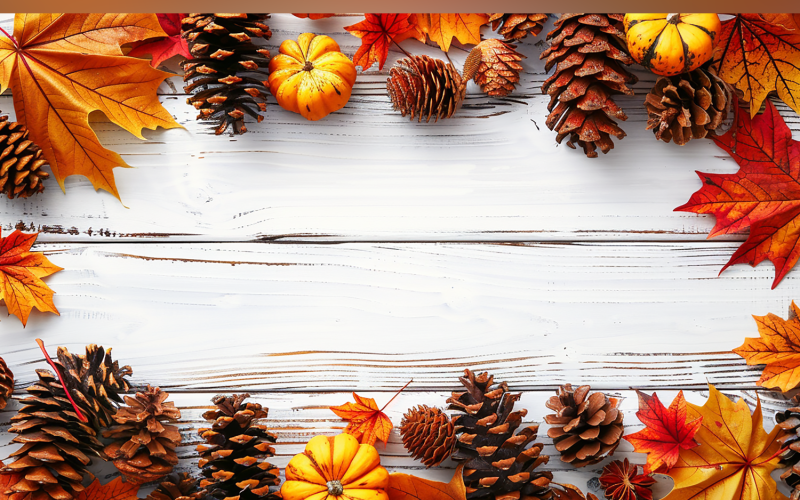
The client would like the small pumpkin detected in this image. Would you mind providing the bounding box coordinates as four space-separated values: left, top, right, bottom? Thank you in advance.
268 33 357 121
624 14 721 76
281 433 389 500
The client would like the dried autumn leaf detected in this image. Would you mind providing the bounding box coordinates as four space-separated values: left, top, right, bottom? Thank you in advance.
663 384 787 500
330 381 410 446
388 464 465 500
410 14 489 52
0 14 181 200
74 478 140 500
734 301 800 392
0 229 62 327
675 100 800 288
762 14 800 32
345 14 417 71
711 14 800 117
128 13 190 69
622 391 702 474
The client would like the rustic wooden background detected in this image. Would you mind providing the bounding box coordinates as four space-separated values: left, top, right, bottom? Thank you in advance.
1 13 798 498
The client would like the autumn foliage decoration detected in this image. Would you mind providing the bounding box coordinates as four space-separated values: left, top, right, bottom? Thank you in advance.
128 14 191 69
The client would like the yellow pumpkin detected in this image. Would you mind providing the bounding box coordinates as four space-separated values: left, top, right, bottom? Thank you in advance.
624 14 721 76
268 33 357 121
281 434 389 500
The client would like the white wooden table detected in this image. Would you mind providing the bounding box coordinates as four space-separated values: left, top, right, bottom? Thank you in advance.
1 13 798 498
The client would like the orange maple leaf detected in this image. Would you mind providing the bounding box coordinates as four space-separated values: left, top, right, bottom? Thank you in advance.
330 380 411 446
0 229 62 327
762 13 800 32
387 464 465 500
410 14 489 52
0 14 181 200
345 14 417 70
711 14 800 117
74 478 140 500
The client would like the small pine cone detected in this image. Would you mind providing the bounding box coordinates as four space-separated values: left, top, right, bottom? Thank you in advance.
777 406 800 498
544 384 624 467
147 473 205 500
599 459 655 500
488 14 548 40
645 68 732 146
464 39 525 97
400 405 456 467
0 355 12 409
540 14 638 158
182 14 272 135
387 55 466 122
103 386 182 484
552 483 601 500
198 394 280 500
0 116 49 199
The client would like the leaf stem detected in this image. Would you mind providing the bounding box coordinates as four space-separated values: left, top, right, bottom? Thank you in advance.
35 339 88 423
380 379 413 411
0 26 18 48
392 38 412 58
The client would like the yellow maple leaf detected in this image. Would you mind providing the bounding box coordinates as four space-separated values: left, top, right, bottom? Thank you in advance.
410 14 489 52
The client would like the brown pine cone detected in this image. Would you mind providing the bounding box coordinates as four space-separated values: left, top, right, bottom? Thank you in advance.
489 14 548 40
447 369 552 500
103 385 182 484
540 14 638 158
147 473 205 500
552 483 600 500
464 39 525 97
198 394 280 500
777 406 800 499
645 68 732 146
400 405 456 467
182 14 271 135
387 55 466 122
0 356 12 410
544 384 624 467
0 116 49 199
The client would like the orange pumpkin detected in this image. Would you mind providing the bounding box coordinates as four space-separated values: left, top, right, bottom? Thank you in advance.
268 33 357 121
624 14 721 76
281 434 389 500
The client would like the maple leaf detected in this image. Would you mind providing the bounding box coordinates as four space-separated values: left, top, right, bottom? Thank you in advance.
344 14 417 71
761 14 800 32
410 14 489 52
0 14 181 200
675 99 800 288
710 14 800 117
733 301 800 392
128 14 190 69
623 391 702 474
0 229 62 327
388 464 465 500
663 384 787 500
330 380 411 446
75 478 139 500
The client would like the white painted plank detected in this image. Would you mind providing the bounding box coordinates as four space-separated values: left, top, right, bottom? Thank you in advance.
0 14 797 243
1 241 796 391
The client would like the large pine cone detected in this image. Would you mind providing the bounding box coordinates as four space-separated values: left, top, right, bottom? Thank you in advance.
447 369 552 500
400 405 456 467
0 116 49 199
387 55 466 122
2 345 132 500
645 68 731 146
777 406 800 499
198 394 280 500
147 473 205 500
489 14 548 40
0 356 12 410
104 386 182 484
544 384 623 467
182 14 271 135
540 14 638 158
464 39 525 97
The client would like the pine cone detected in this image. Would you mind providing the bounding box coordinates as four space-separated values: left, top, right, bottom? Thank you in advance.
197 394 280 500
489 14 548 40
103 386 182 484
777 406 800 499
182 14 272 135
400 405 456 467
387 55 466 122
2 345 132 500
552 483 599 500
540 14 638 158
544 384 623 467
464 39 525 97
645 68 731 146
598 459 654 500
147 473 205 500
0 355 12 410
0 116 49 199
447 369 552 500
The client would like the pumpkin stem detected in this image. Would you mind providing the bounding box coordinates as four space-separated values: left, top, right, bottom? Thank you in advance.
667 13 681 24
303 60 314 71
327 480 344 496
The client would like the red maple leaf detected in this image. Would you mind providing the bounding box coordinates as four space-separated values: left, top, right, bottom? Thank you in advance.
675 100 800 288
623 391 702 474
344 14 416 71
330 380 411 445
74 478 139 500
128 13 190 68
